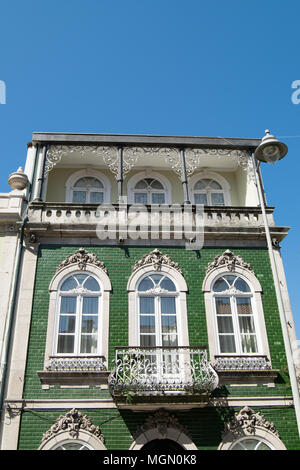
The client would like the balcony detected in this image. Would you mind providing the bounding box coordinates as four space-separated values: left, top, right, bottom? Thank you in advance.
26 202 288 242
108 346 219 399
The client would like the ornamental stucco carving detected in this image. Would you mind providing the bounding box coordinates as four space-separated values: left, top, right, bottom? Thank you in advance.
133 409 190 439
56 248 107 273
41 408 104 442
223 406 280 439
132 248 182 274
206 249 254 275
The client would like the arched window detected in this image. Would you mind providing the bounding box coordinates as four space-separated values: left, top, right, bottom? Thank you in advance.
134 178 166 204
55 273 101 355
230 437 273 450
127 171 172 204
65 169 111 204
137 273 178 348
189 171 231 206
218 406 286 450
193 178 225 206
72 176 104 204
202 250 271 371
38 409 106 450
212 274 259 354
127 250 189 349
43 250 112 376
53 440 94 450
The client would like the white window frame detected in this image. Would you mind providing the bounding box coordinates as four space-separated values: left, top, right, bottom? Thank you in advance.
54 272 102 356
39 431 107 450
212 274 262 355
219 423 286 450
136 273 180 348
65 168 111 204
189 171 231 206
126 170 172 205
202 264 271 363
44 263 111 370
127 264 189 347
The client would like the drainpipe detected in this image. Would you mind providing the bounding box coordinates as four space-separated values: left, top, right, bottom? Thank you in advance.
0 213 28 424
0 142 38 438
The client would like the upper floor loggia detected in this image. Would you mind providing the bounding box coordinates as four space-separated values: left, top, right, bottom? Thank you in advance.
20 132 288 242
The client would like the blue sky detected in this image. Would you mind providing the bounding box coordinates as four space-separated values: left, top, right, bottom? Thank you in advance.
0 0 300 338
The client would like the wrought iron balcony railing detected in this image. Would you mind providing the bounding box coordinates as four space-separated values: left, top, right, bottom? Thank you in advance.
46 355 107 372
213 355 271 371
108 346 219 397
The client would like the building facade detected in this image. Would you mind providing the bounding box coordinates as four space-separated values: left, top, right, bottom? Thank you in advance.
0 132 299 451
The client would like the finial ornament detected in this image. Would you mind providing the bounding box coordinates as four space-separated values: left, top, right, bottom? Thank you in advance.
56 248 107 273
132 248 182 274
41 408 105 442
206 249 254 274
223 406 280 438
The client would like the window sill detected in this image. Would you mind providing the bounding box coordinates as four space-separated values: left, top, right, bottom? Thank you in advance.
37 355 110 386
213 355 279 386
37 370 110 386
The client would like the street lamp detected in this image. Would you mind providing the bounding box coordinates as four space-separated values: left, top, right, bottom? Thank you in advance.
254 129 288 164
252 130 300 437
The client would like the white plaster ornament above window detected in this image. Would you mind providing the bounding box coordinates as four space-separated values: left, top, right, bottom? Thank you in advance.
219 406 286 450
39 408 106 450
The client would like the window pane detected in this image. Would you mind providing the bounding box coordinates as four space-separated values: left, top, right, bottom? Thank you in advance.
161 297 176 314
149 179 164 190
61 277 77 291
134 193 147 204
60 296 76 314
223 275 237 286
217 316 234 333
162 334 178 347
56 442 91 450
209 180 222 190
238 439 264 450
90 191 104 203
160 278 176 291
235 278 251 293
215 297 231 314
80 334 97 354
135 180 148 189
161 315 177 334
239 316 255 334
140 315 155 333
59 315 75 333
257 442 272 450
82 297 98 314
75 177 103 189
236 297 252 315
138 277 154 292
211 193 224 205
241 334 258 353
140 297 154 314
140 335 156 347
152 193 165 204
194 179 210 190
73 191 87 203
213 278 228 292
151 274 163 283
219 335 236 353
74 274 89 285
81 316 98 333
194 193 207 205
57 335 74 354
84 277 100 292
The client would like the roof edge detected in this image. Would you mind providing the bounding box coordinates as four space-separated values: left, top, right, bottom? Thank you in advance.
31 132 261 149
